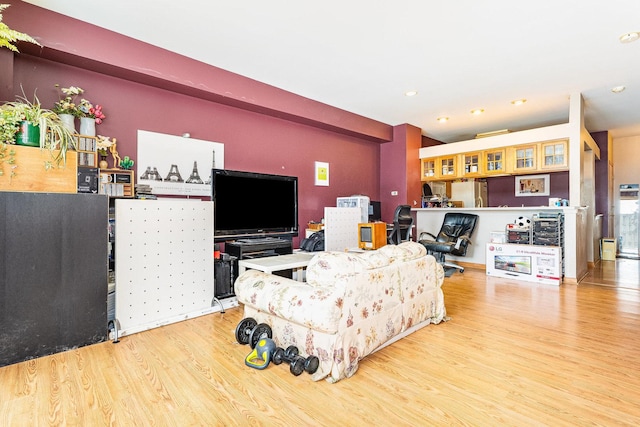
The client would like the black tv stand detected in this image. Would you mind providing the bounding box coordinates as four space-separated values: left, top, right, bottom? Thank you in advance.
226 238 292 258
235 237 287 244
225 238 293 278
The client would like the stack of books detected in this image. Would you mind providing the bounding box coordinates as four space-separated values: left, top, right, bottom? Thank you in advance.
135 183 156 199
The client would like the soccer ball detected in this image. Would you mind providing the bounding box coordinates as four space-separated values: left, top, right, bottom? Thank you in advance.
515 216 531 228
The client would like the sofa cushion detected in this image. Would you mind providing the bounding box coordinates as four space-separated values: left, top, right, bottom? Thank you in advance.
235 270 344 333
355 250 390 269
378 241 426 263
306 251 371 288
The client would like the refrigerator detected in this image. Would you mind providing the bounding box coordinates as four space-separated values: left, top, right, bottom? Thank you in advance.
615 184 639 259
451 180 488 208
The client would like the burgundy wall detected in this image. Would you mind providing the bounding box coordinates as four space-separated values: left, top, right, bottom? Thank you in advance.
486 172 569 207
379 124 423 222
11 55 381 245
4 2 393 144
3 2 416 247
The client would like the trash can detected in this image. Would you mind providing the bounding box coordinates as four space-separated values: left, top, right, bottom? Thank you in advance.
600 238 617 261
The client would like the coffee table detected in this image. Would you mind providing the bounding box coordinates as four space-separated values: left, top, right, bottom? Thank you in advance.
237 252 316 281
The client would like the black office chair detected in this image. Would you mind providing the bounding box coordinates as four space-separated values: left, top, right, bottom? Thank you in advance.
422 183 433 198
388 205 413 245
418 212 478 273
422 183 433 208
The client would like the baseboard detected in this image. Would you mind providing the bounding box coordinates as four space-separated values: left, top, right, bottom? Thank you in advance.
451 260 485 271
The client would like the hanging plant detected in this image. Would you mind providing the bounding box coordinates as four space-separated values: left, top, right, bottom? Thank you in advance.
0 141 16 178
0 4 41 52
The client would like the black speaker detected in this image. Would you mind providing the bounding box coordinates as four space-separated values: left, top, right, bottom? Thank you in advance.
214 256 236 298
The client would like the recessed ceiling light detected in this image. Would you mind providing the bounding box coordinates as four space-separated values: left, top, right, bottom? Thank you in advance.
404 90 418 97
437 117 449 123
511 99 527 106
611 85 626 93
619 32 639 43
470 108 484 115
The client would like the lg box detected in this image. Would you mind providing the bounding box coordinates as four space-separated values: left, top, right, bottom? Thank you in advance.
486 243 562 286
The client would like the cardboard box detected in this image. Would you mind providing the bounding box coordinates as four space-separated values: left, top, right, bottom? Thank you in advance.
486 243 562 286
600 238 617 261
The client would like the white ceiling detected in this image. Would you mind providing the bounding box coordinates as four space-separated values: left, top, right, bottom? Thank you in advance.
23 0 640 143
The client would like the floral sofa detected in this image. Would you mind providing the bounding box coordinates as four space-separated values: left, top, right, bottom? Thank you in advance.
234 241 446 383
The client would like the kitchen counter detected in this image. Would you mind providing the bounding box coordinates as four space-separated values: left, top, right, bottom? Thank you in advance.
413 206 588 283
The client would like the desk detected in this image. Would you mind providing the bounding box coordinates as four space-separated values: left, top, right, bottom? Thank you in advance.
237 252 316 281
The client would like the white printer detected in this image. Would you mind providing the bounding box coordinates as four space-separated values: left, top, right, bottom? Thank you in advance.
336 195 370 224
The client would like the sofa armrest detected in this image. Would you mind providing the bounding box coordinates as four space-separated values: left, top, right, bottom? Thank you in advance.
235 270 345 334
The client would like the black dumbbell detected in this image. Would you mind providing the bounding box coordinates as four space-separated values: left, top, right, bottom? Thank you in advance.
272 345 319 376
235 317 272 349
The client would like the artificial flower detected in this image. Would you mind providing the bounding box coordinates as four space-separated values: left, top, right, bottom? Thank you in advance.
96 134 114 155
79 98 106 124
53 84 84 117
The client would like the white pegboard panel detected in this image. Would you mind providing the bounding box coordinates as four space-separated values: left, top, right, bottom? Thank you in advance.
324 207 361 251
115 199 216 337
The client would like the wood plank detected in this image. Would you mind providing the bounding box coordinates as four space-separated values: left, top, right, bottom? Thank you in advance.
0 145 77 193
1 262 639 425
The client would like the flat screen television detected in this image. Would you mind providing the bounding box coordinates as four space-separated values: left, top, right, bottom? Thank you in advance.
211 169 298 241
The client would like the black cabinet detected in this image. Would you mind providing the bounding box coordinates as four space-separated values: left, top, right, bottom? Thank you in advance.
0 192 108 367
225 238 293 280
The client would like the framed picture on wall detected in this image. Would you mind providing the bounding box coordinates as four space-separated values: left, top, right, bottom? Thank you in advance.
137 130 224 196
515 174 550 197
315 161 329 186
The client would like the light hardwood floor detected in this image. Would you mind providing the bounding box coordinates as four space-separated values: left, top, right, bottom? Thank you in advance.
1 260 640 426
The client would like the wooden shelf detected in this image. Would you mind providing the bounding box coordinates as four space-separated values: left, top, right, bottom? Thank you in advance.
75 135 98 168
0 145 78 194
99 168 135 197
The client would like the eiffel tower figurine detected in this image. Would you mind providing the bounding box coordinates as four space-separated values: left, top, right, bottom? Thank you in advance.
205 150 215 185
186 161 204 184
140 166 163 181
165 164 184 182
140 166 152 180
151 167 163 181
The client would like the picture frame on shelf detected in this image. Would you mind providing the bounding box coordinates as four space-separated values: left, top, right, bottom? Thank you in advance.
515 174 550 197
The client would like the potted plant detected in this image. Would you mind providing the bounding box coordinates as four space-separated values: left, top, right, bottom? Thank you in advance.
1 93 77 168
52 84 84 132
77 97 106 136
52 85 106 136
